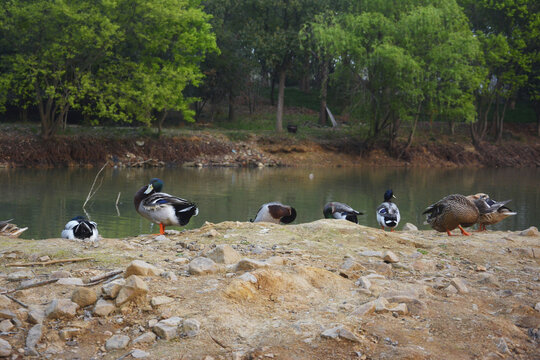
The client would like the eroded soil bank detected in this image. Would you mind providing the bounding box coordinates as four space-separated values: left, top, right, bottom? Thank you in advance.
0 220 539 359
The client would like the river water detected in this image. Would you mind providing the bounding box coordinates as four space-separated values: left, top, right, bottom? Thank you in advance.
0 167 538 239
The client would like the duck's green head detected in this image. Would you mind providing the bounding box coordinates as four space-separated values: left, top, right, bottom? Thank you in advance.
144 178 164 194
384 189 395 202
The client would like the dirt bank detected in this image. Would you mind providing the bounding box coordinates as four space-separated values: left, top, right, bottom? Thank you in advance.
0 124 539 168
0 220 538 359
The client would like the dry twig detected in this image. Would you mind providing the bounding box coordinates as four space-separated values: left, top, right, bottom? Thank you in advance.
83 162 109 211
83 270 123 287
4 294 28 308
6 257 94 267
0 278 59 295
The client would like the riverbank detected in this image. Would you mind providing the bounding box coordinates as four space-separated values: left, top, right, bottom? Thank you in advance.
1 123 539 168
0 220 538 359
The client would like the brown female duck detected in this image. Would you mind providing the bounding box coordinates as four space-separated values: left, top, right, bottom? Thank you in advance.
423 194 479 236
467 193 517 231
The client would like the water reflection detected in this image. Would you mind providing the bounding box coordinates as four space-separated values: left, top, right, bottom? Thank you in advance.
0 167 538 239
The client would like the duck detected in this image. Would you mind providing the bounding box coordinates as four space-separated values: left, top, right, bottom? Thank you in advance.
376 190 400 231
251 202 297 224
134 178 199 235
423 194 479 236
0 219 28 238
467 193 517 231
323 202 363 224
61 216 99 241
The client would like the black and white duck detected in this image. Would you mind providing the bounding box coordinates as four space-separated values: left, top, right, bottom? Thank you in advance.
61 216 99 241
251 202 297 224
376 190 400 231
323 202 363 224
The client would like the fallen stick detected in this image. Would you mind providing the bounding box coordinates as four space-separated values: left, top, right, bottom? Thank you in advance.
83 270 123 287
6 257 94 267
4 294 28 308
208 332 229 349
115 350 134 360
0 278 59 295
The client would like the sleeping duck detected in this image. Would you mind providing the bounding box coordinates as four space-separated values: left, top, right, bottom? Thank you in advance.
423 194 479 236
61 216 99 241
0 219 28 238
467 193 517 231
134 178 198 235
251 202 297 224
376 190 400 231
323 202 363 224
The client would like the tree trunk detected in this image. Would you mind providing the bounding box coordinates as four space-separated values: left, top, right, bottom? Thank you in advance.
228 92 235 121
318 58 329 126
398 103 421 159
270 72 276 106
449 119 455 136
276 69 286 132
156 111 167 137
535 100 540 136
495 98 509 143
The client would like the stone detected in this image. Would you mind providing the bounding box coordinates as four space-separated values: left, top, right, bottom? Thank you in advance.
265 256 285 266
352 301 376 316
182 318 200 337
206 245 241 264
0 320 13 332
374 297 390 313
356 277 372 290
125 260 163 277
444 285 458 295
0 338 12 357
105 334 130 351
45 299 79 319
238 272 258 284
27 308 45 324
0 296 12 308
161 271 178 281
534 302 540 312
50 271 71 279
93 299 116 317
321 325 360 342
451 278 469 294
71 288 97 307
358 251 383 258
520 226 539 236
477 273 500 287
7 270 34 282
402 223 418 231
412 259 437 272
102 279 126 299
56 277 84 286
151 296 174 307
132 349 150 359
188 257 220 275
388 303 408 315
115 275 148 306
153 317 182 340
59 327 82 340
25 324 42 356
234 259 269 272
132 332 157 345
383 251 399 263
203 229 220 237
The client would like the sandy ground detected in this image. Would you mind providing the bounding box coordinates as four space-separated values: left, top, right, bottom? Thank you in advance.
0 220 539 359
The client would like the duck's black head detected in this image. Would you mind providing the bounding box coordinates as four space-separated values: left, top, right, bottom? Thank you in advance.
384 189 395 202
281 207 297 224
71 216 87 222
144 178 164 194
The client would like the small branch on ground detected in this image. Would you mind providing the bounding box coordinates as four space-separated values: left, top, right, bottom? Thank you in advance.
83 270 123 287
5 294 28 308
6 257 94 267
0 278 59 295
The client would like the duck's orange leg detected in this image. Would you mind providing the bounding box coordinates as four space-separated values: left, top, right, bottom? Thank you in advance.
458 225 471 236
381 226 385 230
159 223 166 235
446 230 453 236
390 228 394 232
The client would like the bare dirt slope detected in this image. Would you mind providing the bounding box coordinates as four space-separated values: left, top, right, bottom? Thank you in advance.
0 220 539 359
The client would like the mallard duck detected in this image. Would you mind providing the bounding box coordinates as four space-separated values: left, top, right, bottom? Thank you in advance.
0 219 28 238
61 216 99 241
423 194 479 236
323 202 363 224
467 193 517 231
376 190 400 231
251 202 297 224
134 178 199 235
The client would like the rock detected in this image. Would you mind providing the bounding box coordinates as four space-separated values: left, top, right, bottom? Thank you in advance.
50 271 71 279
115 275 148 306
102 278 126 299
520 226 539 236
132 349 150 358
45 299 79 319
358 250 383 258
125 260 163 277
352 301 376 316
412 259 437 272
265 256 285 266
0 296 12 308
188 257 220 275
402 223 418 231
321 325 360 342
374 297 390 313
388 303 408 315
132 332 157 345
444 285 458 295
355 277 372 290
234 259 269 271
238 272 258 284
151 296 174 307
477 273 500 287
56 277 84 286
475 265 487 272
71 288 97 307
383 251 399 263
161 271 178 281
0 338 11 357
153 317 182 340
105 334 130 351
0 320 13 332
182 318 200 337
7 270 34 282
59 327 82 340
27 308 45 325
25 324 42 356
203 229 220 237
451 278 469 294
93 299 116 317
534 302 540 312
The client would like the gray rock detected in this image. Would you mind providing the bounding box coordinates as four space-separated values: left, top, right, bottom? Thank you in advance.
357 250 383 258
153 317 181 340
115 275 148 306
234 259 268 271
45 299 79 319
383 251 399 263
451 278 469 294
412 259 436 272
0 338 12 357
374 297 390 313
535 302 540 312
206 245 241 264
27 308 45 324
238 272 258 284
188 257 220 275
132 349 150 359
520 226 539 236
56 277 84 286
321 325 360 342
351 301 376 316
132 332 157 345
0 320 13 332
50 271 71 279
71 288 97 307
101 278 126 299
7 270 34 282
25 324 42 356
150 296 174 307
105 334 130 351
182 318 200 337
402 223 418 231
387 303 408 315
355 277 372 290
160 271 178 281
125 260 163 277
93 299 116 317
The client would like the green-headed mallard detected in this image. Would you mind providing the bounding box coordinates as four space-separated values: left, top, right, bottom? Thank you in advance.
134 178 198 235
61 216 99 241
423 194 479 236
376 190 400 231
323 202 364 224
467 193 517 231
251 202 296 224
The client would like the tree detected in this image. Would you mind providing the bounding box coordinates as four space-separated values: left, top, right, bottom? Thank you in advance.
0 0 217 139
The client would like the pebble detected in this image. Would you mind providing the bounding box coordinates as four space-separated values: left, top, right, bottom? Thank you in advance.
0 338 11 357
238 272 258 284
383 251 399 263
102 278 126 299
150 296 174 307
25 324 42 356
160 271 178 281
27 308 45 325
182 318 200 337
388 303 408 315
450 278 469 294
71 288 98 307
7 270 34 282
45 299 79 319
412 259 436 273
402 223 418 231
131 349 150 358
519 226 539 236
355 277 372 290
153 317 182 340
93 299 116 317
358 251 383 258
534 302 540 312
59 327 82 340
188 257 220 275
132 332 157 345
125 260 163 277
0 320 13 332
50 271 71 279
234 259 269 271
56 277 84 286
105 334 130 351
115 275 149 306
321 325 360 342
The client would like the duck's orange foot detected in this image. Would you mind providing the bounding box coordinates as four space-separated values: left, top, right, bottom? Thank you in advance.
458 225 471 236
159 223 166 235
446 230 453 236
